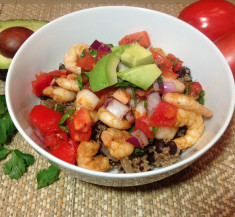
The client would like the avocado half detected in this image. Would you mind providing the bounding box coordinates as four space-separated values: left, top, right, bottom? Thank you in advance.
0 19 48 80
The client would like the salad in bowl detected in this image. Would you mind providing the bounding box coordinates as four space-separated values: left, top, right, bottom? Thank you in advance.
28 30 213 173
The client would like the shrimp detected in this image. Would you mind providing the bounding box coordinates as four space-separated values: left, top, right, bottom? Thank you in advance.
162 76 185 93
101 128 134 159
76 140 111 172
173 108 204 149
97 106 132 130
155 126 179 142
162 92 213 118
63 43 89 74
42 86 76 103
56 74 80 92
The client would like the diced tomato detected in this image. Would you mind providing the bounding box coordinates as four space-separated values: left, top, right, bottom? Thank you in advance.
118 31 151 48
77 51 96 71
134 116 155 139
96 50 109 61
185 82 203 99
50 139 77 165
29 105 63 134
150 47 173 69
73 107 93 132
167 53 183 72
74 128 92 142
67 117 92 142
32 69 71 97
151 102 178 127
134 89 153 98
160 66 179 79
44 132 68 147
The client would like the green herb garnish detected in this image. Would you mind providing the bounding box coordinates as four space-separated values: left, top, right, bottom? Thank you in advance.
132 88 137 105
143 100 147 109
157 76 163 85
133 148 144 156
152 126 158 137
198 90 205 105
80 51 86 58
0 146 10 161
36 165 60 189
89 49 97 60
58 109 74 125
128 124 135 134
77 74 84 90
0 95 16 145
3 150 35 180
55 104 65 114
115 81 138 88
185 83 191 95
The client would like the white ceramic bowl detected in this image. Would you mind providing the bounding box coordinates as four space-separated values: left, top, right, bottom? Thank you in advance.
6 6 235 186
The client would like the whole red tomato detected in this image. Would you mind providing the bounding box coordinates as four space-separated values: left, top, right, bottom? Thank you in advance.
214 31 235 80
178 0 235 42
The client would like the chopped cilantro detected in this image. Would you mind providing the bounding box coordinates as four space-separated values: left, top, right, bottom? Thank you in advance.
198 90 205 105
115 81 138 88
157 76 163 85
36 165 60 189
55 104 65 114
89 49 97 59
0 146 10 161
77 74 84 90
143 100 147 109
132 88 137 105
185 83 191 95
0 95 16 145
172 59 179 67
58 109 74 125
133 148 144 156
3 150 35 180
80 51 86 58
128 124 135 134
152 127 158 137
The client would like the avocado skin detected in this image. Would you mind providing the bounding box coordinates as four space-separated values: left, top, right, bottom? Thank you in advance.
0 20 48 79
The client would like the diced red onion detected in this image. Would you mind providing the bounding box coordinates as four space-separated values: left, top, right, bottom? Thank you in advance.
125 111 135 123
159 82 176 93
147 92 161 116
106 99 129 119
126 136 143 149
89 40 112 53
104 98 112 108
131 130 149 147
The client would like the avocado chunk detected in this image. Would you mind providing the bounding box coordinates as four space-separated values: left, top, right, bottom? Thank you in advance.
117 64 162 90
120 43 154 68
88 53 120 92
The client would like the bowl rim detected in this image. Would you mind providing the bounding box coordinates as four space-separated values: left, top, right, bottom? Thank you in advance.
6 6 235 180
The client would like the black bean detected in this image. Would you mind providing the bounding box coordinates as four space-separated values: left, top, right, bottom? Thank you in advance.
147 152 155 164
153 139 165 153
166 141 177 155
59 64 66 70
176 66 191 78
